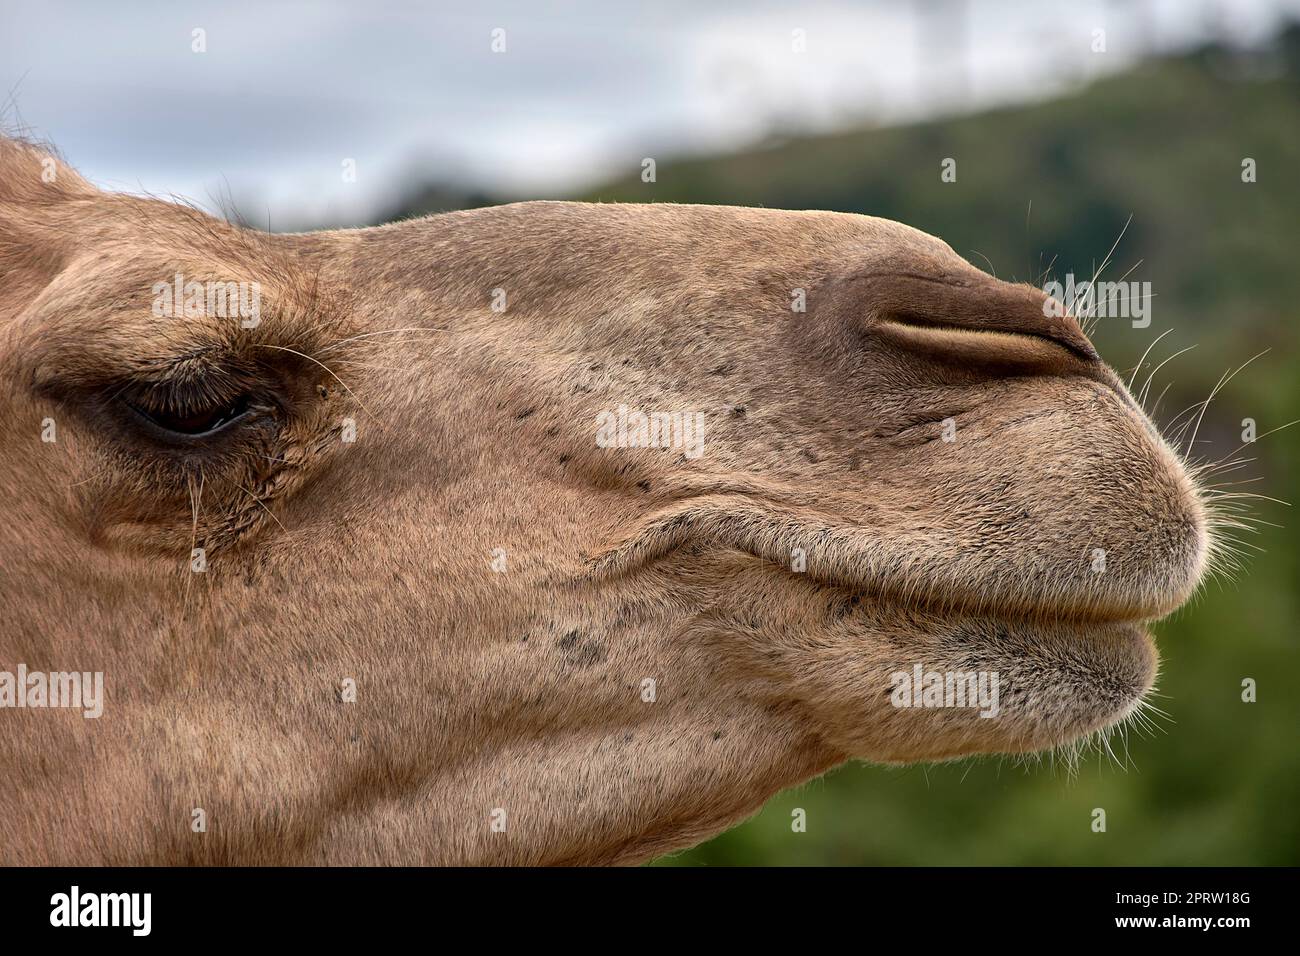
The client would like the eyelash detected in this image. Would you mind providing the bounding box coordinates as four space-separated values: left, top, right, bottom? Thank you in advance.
112 374 268 441
123 392 254 438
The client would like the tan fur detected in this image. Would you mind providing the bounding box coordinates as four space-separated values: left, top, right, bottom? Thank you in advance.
0 139 1208 865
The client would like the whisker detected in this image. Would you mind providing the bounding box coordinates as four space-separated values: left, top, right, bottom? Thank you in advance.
64 469 108 489
1208 490 1291 507
1036 253 1059 287
1138 345 1196 409
1185 350 1268 459
1195 418 1300 477
183 471 204 607
969 249 998 278
1150 381 1174 420
316 327 447 357
253 343 387 430
231 480 288 533
1068 214 1132 334
1126 327 1174 392
1113 258 1145 286
330 362 411 373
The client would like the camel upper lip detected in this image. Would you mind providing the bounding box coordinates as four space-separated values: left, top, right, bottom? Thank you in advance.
587 493 1182 626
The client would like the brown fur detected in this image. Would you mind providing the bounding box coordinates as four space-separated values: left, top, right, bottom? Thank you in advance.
0 139 1208 865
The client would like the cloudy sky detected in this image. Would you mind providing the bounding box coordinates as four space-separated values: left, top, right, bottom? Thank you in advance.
4 0 1298 225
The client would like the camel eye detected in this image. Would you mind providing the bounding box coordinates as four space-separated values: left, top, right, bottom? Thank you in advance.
123 393 253 438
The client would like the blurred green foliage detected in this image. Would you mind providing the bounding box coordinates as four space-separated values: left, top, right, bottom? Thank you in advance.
385 33 1299 865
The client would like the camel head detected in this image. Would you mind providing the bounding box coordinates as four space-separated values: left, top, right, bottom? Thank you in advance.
0 138 1208 865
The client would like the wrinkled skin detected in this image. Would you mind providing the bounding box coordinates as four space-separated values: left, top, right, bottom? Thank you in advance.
0 140 1207 864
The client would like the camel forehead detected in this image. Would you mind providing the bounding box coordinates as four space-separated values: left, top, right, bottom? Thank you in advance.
365 200 968 286
40 197 968 316
515 200 954 247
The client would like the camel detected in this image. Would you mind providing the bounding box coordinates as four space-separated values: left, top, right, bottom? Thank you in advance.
0 137 1210 865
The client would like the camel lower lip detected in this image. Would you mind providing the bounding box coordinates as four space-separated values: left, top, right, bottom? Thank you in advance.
863 613 1160 761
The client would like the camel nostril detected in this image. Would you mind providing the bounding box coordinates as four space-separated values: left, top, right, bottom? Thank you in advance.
882 309 1099 363
846 269 1100 365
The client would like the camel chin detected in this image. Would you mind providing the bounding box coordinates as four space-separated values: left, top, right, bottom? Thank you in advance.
833 611 1161 764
